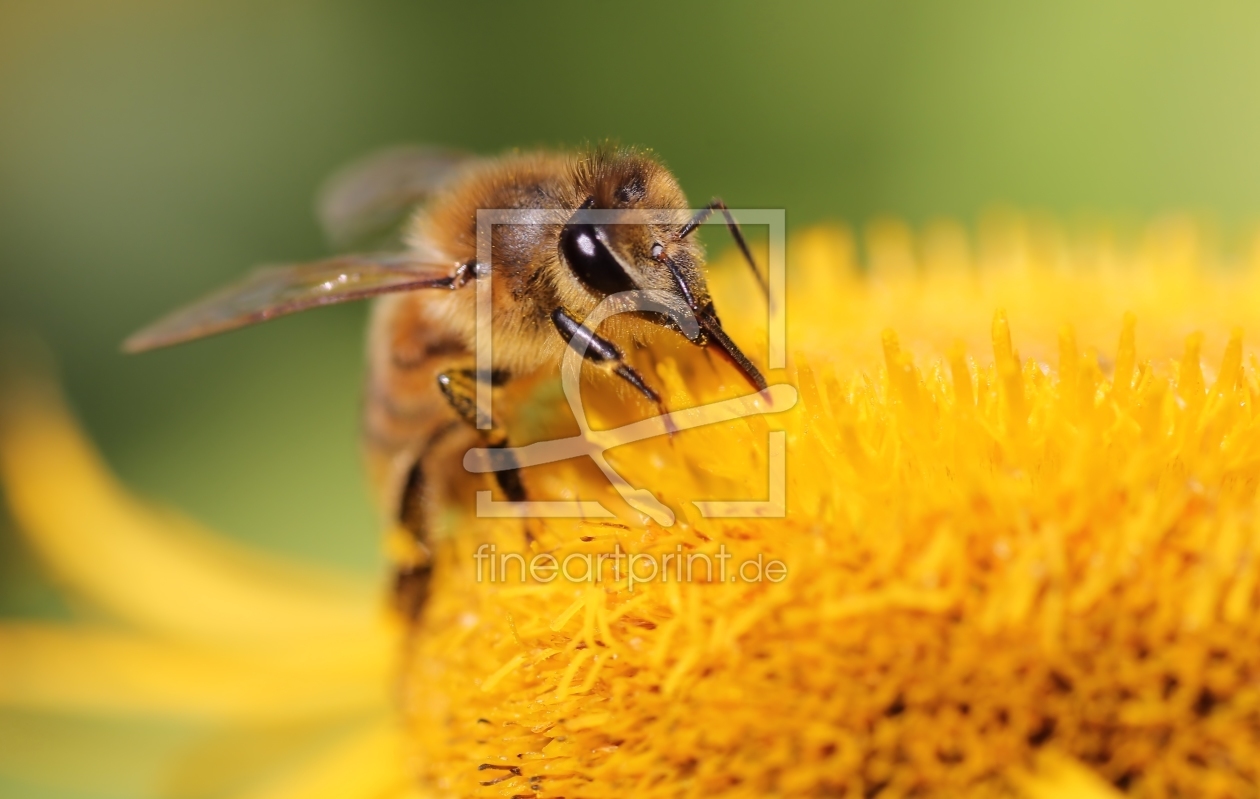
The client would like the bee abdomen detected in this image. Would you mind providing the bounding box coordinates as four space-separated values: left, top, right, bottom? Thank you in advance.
393 562 432 620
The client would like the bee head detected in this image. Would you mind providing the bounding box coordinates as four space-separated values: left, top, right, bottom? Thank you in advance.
556 152 766 392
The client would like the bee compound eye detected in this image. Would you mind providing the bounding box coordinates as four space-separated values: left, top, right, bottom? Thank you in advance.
558 222 637 296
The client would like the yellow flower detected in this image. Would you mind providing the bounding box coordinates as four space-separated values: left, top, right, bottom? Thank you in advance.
4 215 1259 797
0 375 403 799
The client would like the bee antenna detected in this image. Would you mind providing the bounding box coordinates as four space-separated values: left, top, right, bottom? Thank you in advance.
676 198 768 299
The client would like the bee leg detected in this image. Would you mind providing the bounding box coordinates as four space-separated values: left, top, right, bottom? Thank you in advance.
435 367 527 503
550 308 675 431
393 462 432 619
392 422 459 620
393 561 431 620
675 198 768 298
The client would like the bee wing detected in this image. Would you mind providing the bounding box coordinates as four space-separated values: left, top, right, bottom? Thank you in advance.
123 254 458 353
316 145 474 248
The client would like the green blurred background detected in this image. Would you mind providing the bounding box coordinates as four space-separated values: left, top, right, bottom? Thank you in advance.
6 0 1260 602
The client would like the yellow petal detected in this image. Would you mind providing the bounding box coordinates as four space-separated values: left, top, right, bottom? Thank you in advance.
0 710 200 798
0 623 386 722
0 378 380 647
231 721 418 799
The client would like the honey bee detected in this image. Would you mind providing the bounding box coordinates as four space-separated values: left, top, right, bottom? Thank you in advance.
126 144 768 615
